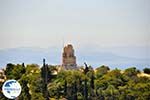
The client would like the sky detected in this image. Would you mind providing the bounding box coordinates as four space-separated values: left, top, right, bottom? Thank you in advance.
0 0 150 68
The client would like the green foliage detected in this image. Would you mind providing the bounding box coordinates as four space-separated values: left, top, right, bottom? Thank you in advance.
2 63 150 100
143 67 150 74
31 93 45 100
26 64 45 100
124 67 140 77
95 65 110 78
5 63 25 80
19 76 31 100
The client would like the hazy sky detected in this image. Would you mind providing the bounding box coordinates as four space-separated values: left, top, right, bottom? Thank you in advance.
0 0 150 52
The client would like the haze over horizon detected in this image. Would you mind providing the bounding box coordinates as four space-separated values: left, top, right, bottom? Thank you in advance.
0 0 150 69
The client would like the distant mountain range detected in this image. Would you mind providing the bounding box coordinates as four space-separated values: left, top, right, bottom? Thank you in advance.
0 47 149 70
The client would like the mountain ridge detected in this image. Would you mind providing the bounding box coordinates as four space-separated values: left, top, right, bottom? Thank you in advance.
0 47 149 70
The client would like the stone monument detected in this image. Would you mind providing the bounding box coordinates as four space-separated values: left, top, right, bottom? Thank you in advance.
62 44 77 70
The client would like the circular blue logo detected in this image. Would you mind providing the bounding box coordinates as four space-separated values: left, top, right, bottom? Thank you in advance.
2 80 21 99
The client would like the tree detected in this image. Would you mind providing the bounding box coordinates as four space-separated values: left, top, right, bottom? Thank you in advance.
5 63 25 80
143 68 150 74
41 59 49 100
25 64 44 100
3 62 150 99
19 75 31 100
83 62 89 100
103 85 120 99
124 67 140 77
5 63 15 79
124 67 140 83
95 65 110 78
86 67 96 99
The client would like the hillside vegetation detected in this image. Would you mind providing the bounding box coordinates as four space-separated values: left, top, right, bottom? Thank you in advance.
0 63 150 100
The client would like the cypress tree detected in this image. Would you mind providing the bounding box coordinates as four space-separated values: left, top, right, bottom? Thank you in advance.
83 62 89 100
41 59 49 100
